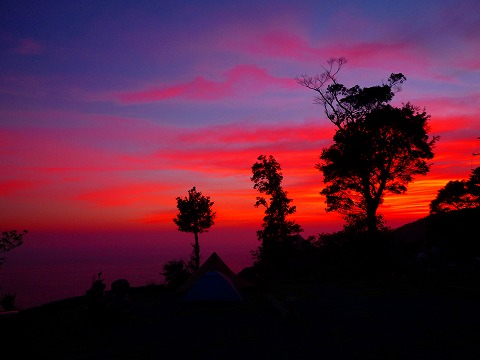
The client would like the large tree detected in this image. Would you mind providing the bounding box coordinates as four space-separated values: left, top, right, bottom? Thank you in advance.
251 155 303 266
430 166 480 214
173 186 215 270
297 58 438 234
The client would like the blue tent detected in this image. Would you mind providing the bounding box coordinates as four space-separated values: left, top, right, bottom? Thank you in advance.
182 270 243 303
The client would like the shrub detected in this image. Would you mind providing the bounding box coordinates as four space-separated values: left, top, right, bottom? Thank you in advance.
161 259 192 290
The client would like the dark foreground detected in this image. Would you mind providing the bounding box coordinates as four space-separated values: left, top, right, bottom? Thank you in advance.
1 279 480 360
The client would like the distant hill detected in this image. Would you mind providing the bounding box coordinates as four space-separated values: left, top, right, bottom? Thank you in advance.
392 207 480 271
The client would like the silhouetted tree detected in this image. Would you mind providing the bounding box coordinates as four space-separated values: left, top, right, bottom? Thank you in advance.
0 229 27 266
161 258 193 290
85 272 107 323
251 155 303 268
297 58 438 235
173 186 215 270
430 166 480 214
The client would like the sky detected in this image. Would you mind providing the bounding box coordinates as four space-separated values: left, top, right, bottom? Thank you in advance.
1 0 480 247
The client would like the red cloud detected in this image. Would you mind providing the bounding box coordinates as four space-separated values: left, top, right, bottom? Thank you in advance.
2 108 476 232
136 121 334 177
0 180 36 196
430 116 474 134
76 183 172 207
114 65 296 104
176 120 333 145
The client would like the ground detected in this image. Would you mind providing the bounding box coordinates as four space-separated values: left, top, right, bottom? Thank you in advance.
1 278 480 359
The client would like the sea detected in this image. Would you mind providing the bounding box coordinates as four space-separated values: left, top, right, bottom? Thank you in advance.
0 228 257 310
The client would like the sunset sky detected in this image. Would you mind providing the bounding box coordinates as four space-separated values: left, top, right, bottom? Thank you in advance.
1 0 479 243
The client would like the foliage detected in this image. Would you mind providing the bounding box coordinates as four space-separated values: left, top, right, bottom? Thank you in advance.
313 225 395 278
85 273 107 322
0 229 28 266
1 229 27 310
84 274 134 325
251 155 303 269
429 166 480 214
173 186 216 270
297 57 406 129
297 58 438 234
161 258 193 290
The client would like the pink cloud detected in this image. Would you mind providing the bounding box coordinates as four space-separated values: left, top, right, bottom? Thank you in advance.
112 120 334 178
113 65 296 104
244 31 318 61
224 28 426 70
175 121 333 146
9 38 44 55
217 23 445 81
0 180 37 196
226 30 323 62
415 96 480 118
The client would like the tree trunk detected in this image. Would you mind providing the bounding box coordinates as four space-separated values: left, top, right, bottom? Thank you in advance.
193 231 200 271
366 206 378 236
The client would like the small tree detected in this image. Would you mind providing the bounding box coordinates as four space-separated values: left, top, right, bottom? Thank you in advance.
0 229 27 310
173 186 216 270
430 166 480 214
251 155 303 268
1 229 27 266
161 259 193 290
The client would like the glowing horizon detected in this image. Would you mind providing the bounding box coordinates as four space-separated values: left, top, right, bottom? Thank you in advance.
1 0 479 238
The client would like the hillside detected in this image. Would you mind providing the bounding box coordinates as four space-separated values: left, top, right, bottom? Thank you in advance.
392 207 480 286
2 278 480 359
394 207 480 255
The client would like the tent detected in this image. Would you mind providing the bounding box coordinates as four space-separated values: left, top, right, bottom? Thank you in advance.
182 270 243 303
178 252 253 303
177 251 252 293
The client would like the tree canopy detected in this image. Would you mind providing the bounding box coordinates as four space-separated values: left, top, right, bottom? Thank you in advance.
297 57 406 130
0 229 27 266
173 186 215 270
430 166 480 214
298 58 439 234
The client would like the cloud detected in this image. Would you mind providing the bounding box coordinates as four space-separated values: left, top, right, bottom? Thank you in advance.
76 183 170 207
240 31 322 62
430 115 477 134
175 120 333 147
0 180 37 196
10 38 44 55
1 102 477 230
416 96 480 118
134 210 176 225
113 120 335 179
113 65 297 104
221 26 428 71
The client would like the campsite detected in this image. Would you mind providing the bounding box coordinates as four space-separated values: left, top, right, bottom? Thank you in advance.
2 247 480 360
2 208 480 359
